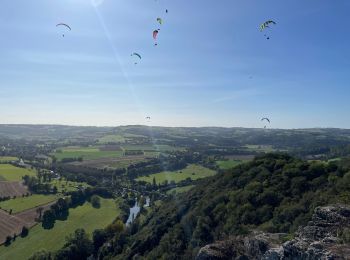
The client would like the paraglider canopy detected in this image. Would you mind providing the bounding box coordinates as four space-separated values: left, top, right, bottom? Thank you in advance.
153 30 159 40
131 53 142 65
261 117 271 123
260 20 276 31
56 23 71 37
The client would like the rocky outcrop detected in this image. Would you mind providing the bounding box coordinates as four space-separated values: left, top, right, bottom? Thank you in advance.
196 205 350 260
266 204 350 260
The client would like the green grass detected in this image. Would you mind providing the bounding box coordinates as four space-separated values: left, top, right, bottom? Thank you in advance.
0 194 58 213
98 135 126 144
122 144 181 152
166 185 195 195
216 160 243 170
0 198 120 260
137 164 216 184
0 164 36 181
245 144 275 152
0 156 18 163
54 146 124 161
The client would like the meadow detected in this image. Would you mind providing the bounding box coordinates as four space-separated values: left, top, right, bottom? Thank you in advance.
54 146 124 161
216 160 243 170
98 134 126 144
0 156 18 163
0 198 120 260
166 185 195 195
0 164 36 181
0 194 58 213
137 164 216 184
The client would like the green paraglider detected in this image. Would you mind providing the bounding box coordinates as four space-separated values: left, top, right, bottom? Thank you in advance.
260 20 276 31
157 18 163 25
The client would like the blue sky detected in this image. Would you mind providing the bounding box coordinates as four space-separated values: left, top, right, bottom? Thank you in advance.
0 0 349 128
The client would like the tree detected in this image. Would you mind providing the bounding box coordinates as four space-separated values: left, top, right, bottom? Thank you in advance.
92 229 108 254
56 229 93 260
21 226 29 237
4 236 12 246
28 249 53 260
42 210 55 229
90 195 101 208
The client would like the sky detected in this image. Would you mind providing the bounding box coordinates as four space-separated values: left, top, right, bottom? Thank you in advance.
0 0 349 128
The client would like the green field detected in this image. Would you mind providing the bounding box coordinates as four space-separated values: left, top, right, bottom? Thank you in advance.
0 164 36 181
137 164 216 184
245 144 275 152
0 156 18 163
122 144 181 152
166 185 195 195
0 194 58 213
98 134 126 144
54 146 124 161
216 160 243 170
0 198 120 260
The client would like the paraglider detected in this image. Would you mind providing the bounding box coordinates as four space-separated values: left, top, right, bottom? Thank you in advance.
157 18 163 25
261 117 271 128
56 23 71 37
153 29 159 46
261 117 270 123
131 53 142 64
146 116 151 121
166 9 168 13
260 20 276 40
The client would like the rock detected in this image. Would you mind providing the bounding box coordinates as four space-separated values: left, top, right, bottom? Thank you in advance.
196 205 350 260
266 204 350 260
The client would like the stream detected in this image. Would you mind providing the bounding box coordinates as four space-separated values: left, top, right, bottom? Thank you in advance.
126 197 150 225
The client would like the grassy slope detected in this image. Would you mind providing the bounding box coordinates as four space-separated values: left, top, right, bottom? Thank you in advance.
216 160 243 170
0 195 58 213
137 164 216 184
0 164 36 181
166 185 195 195
0 198 119 260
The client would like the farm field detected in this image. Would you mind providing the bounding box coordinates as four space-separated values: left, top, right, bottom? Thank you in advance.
0 156 18 163
0 198 120 260
0 164 36 181
0 182 28 198
137 164 216 184
216 160 243 170
166 185 195 195
0 194 58 214
98 134 126 144
245 144 275 152
54 146 124 161
122 144 181 152
70 155 156 170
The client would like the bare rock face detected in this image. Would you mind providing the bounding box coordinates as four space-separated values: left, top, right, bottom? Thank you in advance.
196 205 350 260
265 204 350 260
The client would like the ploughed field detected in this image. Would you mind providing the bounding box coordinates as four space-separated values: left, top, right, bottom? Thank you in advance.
0 201 54 245
0 181 29 198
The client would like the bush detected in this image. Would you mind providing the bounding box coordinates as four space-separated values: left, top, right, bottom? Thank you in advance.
21 226 29 237
90 195 101 208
